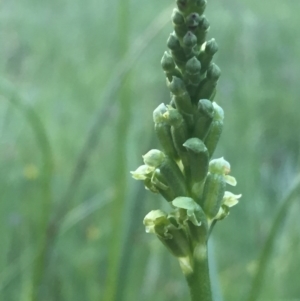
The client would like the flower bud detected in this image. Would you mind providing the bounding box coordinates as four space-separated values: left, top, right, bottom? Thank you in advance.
209 157 237 186
202 173 226 218
143 149 165 167
209 157 230 175
207 63 221 80
183 31 197 58
194 15 210 46
176 0 188 13
193 99 214 140
153 104 179 160
185 13 201 31
142 152 187 200
185 56 202 85
153 103 168 123
183 138 209 185
198 38 218 73
161 51 176 72
161 52 182 81
167 33 187 69
196 63 221 100
204 102 224 157
168 76 194 118
158 157 187 198
172 9 187 40
163 108 190 168
190 0 207 16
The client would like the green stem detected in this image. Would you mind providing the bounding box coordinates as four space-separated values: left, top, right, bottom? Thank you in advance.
185 243 213 301
246 174 300 301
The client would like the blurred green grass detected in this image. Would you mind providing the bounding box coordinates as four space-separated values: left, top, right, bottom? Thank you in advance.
0 0 300 300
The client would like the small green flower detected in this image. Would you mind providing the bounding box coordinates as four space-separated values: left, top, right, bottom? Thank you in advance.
222 191 242 207
130 165 154 180
202 157 240 219
209 157 237 185
214 192 242 220
142 149 165 167
143 210 191 258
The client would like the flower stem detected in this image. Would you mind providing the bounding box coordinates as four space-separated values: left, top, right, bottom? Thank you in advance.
185 243 213 301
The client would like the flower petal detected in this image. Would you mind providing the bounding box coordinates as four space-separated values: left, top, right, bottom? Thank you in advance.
222 191 242 207
225 175 237 186
131 165 154 180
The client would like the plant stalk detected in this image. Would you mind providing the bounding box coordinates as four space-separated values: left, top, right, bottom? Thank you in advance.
185 243 213 301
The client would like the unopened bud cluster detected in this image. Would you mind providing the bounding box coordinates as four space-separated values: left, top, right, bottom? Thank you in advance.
131 0 241 265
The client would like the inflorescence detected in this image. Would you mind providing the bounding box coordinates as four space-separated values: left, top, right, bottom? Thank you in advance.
131 0 241 270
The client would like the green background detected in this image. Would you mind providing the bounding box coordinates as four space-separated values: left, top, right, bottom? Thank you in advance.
1 0 299 300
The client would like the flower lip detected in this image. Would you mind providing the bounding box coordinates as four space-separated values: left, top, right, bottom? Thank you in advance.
131 164 154 180
222 191 242 207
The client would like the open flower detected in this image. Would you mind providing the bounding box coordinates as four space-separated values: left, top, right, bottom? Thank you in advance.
222 191 242 207
214 191 242 220
130 164 154 180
